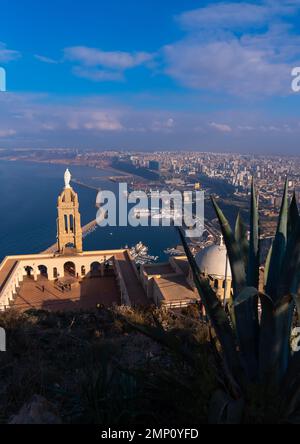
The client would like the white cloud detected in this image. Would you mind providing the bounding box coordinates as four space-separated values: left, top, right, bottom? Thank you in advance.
34 55 59 64
72 66 124 82
260 125 281 132
64 46 152 69
178 2 270 30
237 125 255 131
0 42 20 63
41 123 56 131
151 117 175 132
1 93 300 153
177 1 297 31
164 39 291 96
67 110 123 131
163 1 300 97
0 129 17 137
210 122 232 133
0 93 125 138
64 46 153 83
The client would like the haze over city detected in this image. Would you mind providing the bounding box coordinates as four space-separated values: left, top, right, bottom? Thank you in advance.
1 0 300 153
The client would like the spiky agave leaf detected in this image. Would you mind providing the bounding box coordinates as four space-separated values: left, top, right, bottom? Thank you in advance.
258 291 276 383
273 219 300 380
209 389 244 424
273 296 294 384
288 191 299 240
280 218 300 296
280 351 300 423
263 187 296 289
264 245 273 288
177 227 245 391
248 180 260 289
246 180 260 359
233 287 259 307
259 295 293 387
265 179 289 303
211 196 246 296
260 182 298 384
235 212 249 269
211 197 259 381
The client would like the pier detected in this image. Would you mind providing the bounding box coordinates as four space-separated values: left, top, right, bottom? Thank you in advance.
71 179 100 192
109 175 135 183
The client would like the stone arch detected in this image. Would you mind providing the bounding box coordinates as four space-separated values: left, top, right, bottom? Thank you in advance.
38 265 48 279
65 242 75 249
64 261 76 277
90 261 101 276
69 214 74 233
64 214 68 232
24 266 33 277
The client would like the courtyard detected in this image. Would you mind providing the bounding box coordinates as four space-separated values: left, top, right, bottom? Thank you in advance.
12 270 121 311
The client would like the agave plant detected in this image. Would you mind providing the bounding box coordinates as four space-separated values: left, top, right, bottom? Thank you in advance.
178 179 300 423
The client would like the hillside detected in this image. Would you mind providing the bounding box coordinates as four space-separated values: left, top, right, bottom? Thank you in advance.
0 305 215 424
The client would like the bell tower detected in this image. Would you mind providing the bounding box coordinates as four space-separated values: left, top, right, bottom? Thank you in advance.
56 169 83 253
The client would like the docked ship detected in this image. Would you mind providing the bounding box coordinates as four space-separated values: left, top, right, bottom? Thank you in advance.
151 208 183 220
133 208 150 217
129 242 158 265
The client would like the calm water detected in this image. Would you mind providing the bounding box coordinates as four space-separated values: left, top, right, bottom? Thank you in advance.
0 160 179 261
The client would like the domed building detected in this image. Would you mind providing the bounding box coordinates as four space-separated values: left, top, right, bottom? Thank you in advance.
139 236 233 309
194 237 232 301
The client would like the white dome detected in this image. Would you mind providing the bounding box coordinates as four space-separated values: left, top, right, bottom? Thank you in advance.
195 244 232 279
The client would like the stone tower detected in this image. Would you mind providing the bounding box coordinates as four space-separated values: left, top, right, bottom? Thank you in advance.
56 169 83 253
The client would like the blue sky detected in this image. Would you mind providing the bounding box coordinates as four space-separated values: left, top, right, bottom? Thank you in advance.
1 0 300 153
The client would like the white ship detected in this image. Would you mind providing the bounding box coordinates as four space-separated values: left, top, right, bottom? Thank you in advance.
129 242 158 265
164 246 185 256
151 209 183 220
133 208 150 217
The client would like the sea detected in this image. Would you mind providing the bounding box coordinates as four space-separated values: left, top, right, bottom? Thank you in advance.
0 160 180 262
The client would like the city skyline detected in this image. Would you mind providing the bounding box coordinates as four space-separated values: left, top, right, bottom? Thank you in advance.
1 0 300 153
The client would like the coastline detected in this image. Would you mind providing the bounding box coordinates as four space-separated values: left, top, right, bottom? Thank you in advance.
0 157 134 181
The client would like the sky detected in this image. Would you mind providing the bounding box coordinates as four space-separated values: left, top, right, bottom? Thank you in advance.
1 0 300 153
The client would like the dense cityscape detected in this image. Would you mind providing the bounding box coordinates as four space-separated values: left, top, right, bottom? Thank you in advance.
1 147 299 240
2 147 298 194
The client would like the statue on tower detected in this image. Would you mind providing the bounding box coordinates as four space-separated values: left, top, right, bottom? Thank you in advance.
57 169 83 253
64 168 71 189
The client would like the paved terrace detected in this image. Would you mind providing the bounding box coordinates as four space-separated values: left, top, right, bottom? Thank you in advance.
0 249 148 311
12 273 121 312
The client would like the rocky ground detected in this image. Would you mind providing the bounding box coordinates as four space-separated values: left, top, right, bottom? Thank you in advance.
0 305 216 425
